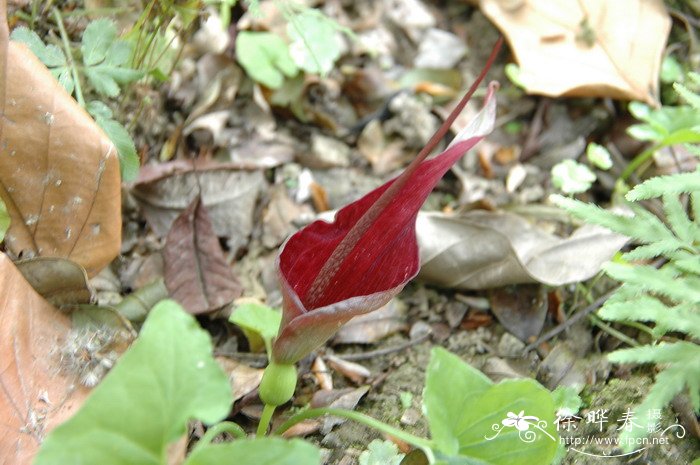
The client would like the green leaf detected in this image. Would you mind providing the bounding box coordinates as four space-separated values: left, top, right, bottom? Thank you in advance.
504 63 526 89
236 31 298 89
229 301 282 357
287 9 344 75
89 102 140 182
600 296 700 339
552 194 682 248
82 22 143 97
0 197 9 242
551 386 582 417
81 18 118 66
608 341 700 365
551 159 596 194
586 142 612 170
87 100 114 120
424 348 559 465
626 170 700 201
11 26 73 93
604 263 700 304
10 26 66 67
359 439 405 465
34 300 233 465
184 437 321 465
662 193 695 243
615 359 700 451
674 81 700 110
660 55 683 84
628 103 700 144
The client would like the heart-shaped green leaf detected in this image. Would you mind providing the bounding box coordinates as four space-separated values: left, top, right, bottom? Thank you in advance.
184 437 320 465
34 300 233 465
424 348 559 465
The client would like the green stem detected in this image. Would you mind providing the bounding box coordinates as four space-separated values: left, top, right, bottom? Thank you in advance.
52 7 85 107
257 404 276 437
589 314 641 348
273 408 434 450
195 421 247 451
620 144 658 181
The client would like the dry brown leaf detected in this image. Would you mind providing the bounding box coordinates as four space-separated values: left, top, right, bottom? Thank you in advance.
0 7 121 276
15 257 92 307
489 284 547 342
215 357 264 402
417 211 628 289
163 196 242 314
132 160 265 253
333 299 407 345
0 253 90 465
480 0 670 104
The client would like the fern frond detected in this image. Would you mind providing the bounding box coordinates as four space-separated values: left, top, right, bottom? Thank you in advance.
621 240 685 261
672 255 700 274
617 361 700 450
663 193 697 244
552 195 676 245
599 297 700 339
602 263 700 304
673 81 700 110
692 192 700 226
607 340 699 365
626 170 700 201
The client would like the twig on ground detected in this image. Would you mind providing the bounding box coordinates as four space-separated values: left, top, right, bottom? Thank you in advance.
523 289 616 353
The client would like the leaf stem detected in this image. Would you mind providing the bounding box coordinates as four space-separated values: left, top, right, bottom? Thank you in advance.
273 407 434 450
257 404 277 437
196 421 247 450
620 144 658 181
51 7 85 107
589 314 641 348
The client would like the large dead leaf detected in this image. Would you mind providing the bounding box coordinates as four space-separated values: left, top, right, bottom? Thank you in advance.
0 253 89 465
480 0 670 104
0 7 121 276
163 196 242 314
416 211 628 289
15 257 92 307
132 160 265 253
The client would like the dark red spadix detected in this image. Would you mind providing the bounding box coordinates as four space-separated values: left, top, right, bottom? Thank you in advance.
272 39 503 364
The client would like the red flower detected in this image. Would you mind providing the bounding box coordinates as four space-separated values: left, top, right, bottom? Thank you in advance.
272 41 502 364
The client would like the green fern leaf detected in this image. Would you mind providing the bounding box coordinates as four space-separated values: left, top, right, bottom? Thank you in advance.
673 81 700 110
603 263 700 304
617 361 699 451
626 171 700 201
672 255 700 274
692 192 700 226
621 241 685 261
662 193 696 244
552 195 666 244
600 297 700 339
608 340 699 366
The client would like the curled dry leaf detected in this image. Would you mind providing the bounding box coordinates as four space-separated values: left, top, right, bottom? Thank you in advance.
0 10 121 276
489 284 547 342
333 299 407 345
15 257 92 307
480 0 670 104
326 355 371 384
311 356 333 391
163 196 242 314
0 253 90 465
132 160 265 253
215 357 264 402
417 211 628 289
